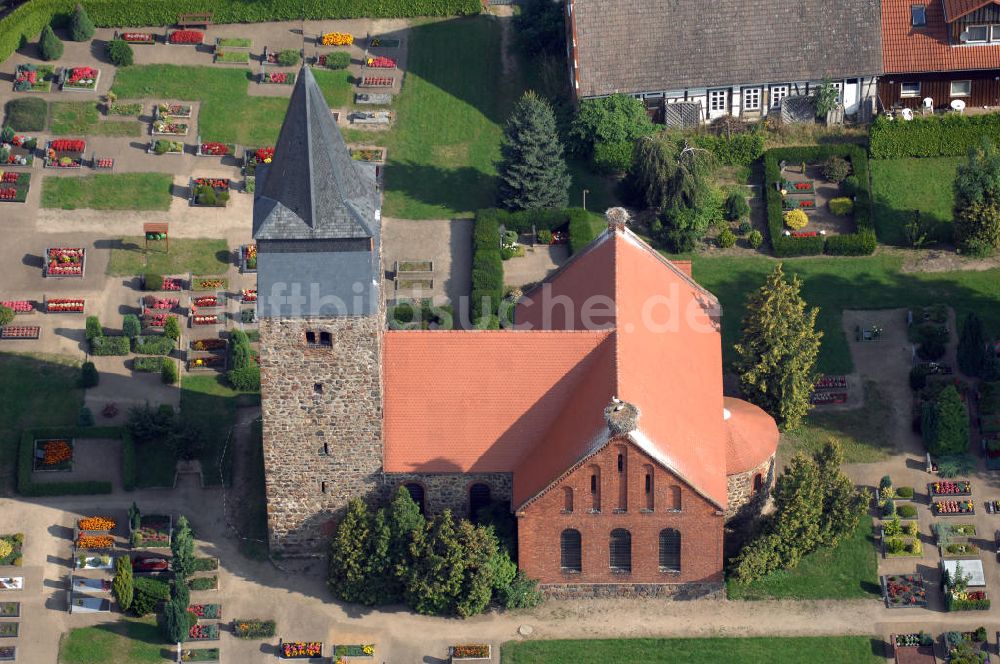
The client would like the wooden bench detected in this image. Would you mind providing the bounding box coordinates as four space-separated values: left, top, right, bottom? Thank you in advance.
177 12 213 28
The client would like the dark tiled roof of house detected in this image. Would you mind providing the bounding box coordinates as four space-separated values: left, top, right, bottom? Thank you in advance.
942 0 996 21
571 0 883 98
884 0 1000 72
253 66 377 241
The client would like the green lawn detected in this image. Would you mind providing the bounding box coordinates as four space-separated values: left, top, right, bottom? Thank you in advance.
111 66 351 148
781 382 892 463
106 237 230 277
0 353 82 493
59 617 166 664
567 158 622 213
41 173 173 211
691 253 1000 374
134 438 178 489
725 518 878 600
181 375 259 487
870 157 961 245
502 636 881 663
48 101 141 137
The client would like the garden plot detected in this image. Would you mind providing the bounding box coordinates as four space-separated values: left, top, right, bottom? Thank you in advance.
44 139 85 169
13 64 55 92
778 162 857 239
0 129 37 167
32 438 122 486
61 66 100 92
0 173 30 203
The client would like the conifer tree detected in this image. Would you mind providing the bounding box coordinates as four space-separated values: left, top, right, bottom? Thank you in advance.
326 498 372 603
734 263 822 430
170 516 195 580
922 385 969 456
39 25 63 61
497 91 570 211
814 441 867 547
403 510 466 615
957 312 988 377
387 485 423 589
360 508 394 605
69 4 95 42
954 140 1000 256
112 554 133 611
769 453 823 568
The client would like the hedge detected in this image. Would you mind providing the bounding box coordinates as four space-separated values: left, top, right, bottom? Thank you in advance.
133 356 165 372
90 335 131 356
18 426 136 495
133 335 175 355
689 132 765 167
471 211 504 323
0 0 481 64
475 207 603 253
763 145 876 257
870 113 1000 159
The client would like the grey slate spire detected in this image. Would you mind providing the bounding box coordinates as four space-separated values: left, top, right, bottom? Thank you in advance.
253 66 381 319
253 66 377 240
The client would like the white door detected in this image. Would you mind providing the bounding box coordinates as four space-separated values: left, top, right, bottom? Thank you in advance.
707 88 729 120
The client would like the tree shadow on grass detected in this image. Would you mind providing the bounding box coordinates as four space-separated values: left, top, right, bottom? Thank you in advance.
93 617 164 645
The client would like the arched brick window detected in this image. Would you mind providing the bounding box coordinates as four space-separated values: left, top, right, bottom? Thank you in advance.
609 528 631 572
669 485 682 511
562 486 574 513
659 528 681 572
589 464 601 512
752 473 764 494
560 529 582 573
469 483 491 520
404 483 425 515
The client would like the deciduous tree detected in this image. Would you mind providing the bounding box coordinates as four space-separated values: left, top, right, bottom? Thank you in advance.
568 94 654 171
734 264 822 430
954 140 1000 256
497 91 570 210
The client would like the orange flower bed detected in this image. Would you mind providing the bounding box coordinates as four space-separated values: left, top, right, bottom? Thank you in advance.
77 534 114 549
42 440 71 466
78 517 116 531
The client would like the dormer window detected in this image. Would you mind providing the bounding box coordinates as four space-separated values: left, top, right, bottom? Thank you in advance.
910 4 926 27
963 25 988 43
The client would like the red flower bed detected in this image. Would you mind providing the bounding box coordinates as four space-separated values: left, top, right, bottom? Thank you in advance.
282 642 322 658
791 231 817 238
798 200 814 208
256 147 274 162
169 30 203 44
0 326 39 339
122 32 154 42
200 142 230 156
1 173 19 183
931 481 972 495
67 67 98 86
50 139 85 153
241 289 257 303
193 178 229 190
794 182 810 190
192 296 219 307
933 499 974 514
161 277 182 291
144 296 179 310
95 158 114 169
266 72 289 84
192 314 218 326
47 298 84 313
16 69 37 85
47 248 84 276
814 375 847 389
1 301 32 312
143 312 175 327
365 56 396 68
0 188 17 200
361 76 393 87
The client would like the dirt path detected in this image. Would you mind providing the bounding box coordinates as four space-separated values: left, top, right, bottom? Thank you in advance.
491 5 518 81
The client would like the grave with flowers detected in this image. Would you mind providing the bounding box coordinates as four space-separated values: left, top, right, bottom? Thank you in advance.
13 63 55 92
44 140 86 169
0 172 31 202
0 127 37 166
243 147 274 176
45 247 86 278
62 66 101 92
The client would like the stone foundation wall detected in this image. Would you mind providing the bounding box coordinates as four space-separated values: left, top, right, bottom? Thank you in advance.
725 455 775 521
540 582 725 600
383 472 512 519
259 315 383 553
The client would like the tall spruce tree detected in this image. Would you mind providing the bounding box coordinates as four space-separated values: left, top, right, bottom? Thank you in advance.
769 453 823 568
957 312 988 377
921 385 969 456
814 441 867 547
170 516 195 580
327 498 373 604
403 510 466 615
69 4 95 41
39 24 63 61
387 485 424 591
497 91 570 211
112 555 133 611
734 264 822 430
360 508 394 605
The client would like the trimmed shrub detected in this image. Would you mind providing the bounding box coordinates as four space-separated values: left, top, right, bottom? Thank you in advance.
738 219 752 234
133 356 164 372
142 273 164 292
896 486 915 499
690 131 765 167
717 227 736 248
106 38 133 66
821 156 850 183
922 385 970 456
841 175 860 197
39 24 63 61
748 229 763 249
131 577 170 616
536 229 552 244
227 364 260 391
784 209 808 230
69 3 94 40
725 191 751 221
163 317 180 340
161 359 178 384
276 49 299 66
828 197 854 216
4 98 47 132
824 229 877 256
897 504 917 518
85 315 102 340
122 314 141 339
90 335 130 356
592 140 633 174
133 335 175 355
870 112 1000 158
323 51 350 69
80 361 99 387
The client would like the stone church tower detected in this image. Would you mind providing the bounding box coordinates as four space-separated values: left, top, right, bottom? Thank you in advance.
253 67 383 553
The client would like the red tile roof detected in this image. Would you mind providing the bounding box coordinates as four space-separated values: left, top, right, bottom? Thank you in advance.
943 0 996 22
884 0 1000 73
723 397 780 474
383 226 770 511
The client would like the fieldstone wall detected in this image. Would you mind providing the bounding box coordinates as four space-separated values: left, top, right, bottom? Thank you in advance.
540 582 724 600
725 455 775 521
383 472 512 519
259 315 384 553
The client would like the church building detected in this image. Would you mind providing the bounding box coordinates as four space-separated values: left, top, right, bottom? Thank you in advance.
254 67 779 597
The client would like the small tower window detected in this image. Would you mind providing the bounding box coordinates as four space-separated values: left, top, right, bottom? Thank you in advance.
319 331 332 346
617 454 624 472
323 442 329 455
563 486 574 513
321 481 327 494
313 382 324 395
305 330 316 345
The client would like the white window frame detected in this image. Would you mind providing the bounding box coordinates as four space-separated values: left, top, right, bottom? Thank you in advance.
742 87 762 111
951 80 972 97
992 24 1000 41
708 88 728 112
900 81 921 98
911 4 926 27
831 81 844 102
770 85 789 108
965 25 989 43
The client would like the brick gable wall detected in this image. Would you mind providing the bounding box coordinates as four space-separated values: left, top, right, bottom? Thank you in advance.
516 439 724 587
